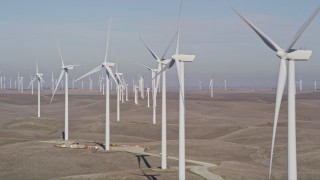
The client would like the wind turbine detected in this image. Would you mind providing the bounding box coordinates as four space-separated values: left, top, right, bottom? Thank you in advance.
146 87 150 108
234 6 320 180
224 80 227 91
125 82 129 101
134 84 138 104
209 76 213 98
28 75 34 95
0 74 2 90
199 80 202 91
138 75 145 99
20 75 24 93
75 19 118 151
3 74 6 90
155 0 195 178
72 77 75 89
139 64 158 124
50 43 79 141
299 79 303 91
314 81 317 91
30 60 44 117
115 66 123 122
140 34 176 170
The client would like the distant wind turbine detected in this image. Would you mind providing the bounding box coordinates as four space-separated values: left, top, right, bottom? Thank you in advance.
139 64 158 124
50 43 79 141
209 77 214 97
30 59 44 117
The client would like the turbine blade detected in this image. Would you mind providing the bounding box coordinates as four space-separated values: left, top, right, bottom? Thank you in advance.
75 65 102 82
140 38 160 60
175 0 183 55
50 70 64 103
56 42 65 67
233 8 281 52
39 76 45 83
105 65 119 86
104 18 112 64
115 73 122 85
286 5 320 52
68 64 80 67
161 32 177 60
36 58 39 74
139 63 152 71
28 79 34 89
269 58 287 178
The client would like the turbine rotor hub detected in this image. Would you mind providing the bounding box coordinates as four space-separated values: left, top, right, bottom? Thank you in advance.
276 50 287 59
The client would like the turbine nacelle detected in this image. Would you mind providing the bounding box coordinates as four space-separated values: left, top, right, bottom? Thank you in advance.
172 54 195 62
62 65 79 70
102 62 115 67
276 49 312 61
159 59 172 64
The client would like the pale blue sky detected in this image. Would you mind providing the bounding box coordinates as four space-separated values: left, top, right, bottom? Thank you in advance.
0 0 319 89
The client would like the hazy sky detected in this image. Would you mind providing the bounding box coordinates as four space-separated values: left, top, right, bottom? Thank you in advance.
0 0 319 89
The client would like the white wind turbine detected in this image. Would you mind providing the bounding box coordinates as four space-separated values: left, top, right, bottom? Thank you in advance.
19 75 24 93
115 70 123 122
299 79 303 91
209 76 213 98
140 35 176 170
314 81 317 91
75 19 118 150
30 60 44 117
155 0 195 178
28 75 34 95
72 77 75 89
50 43 79 141
146 87 150 108
234 6 320 180
134 84 138 104
199 79 202 91
139 64 158 124
138 75 145 99
125 81 129 101
0 73 2 90
3 74 6 90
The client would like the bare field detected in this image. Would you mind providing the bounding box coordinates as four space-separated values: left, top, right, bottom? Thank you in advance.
1 89 320 180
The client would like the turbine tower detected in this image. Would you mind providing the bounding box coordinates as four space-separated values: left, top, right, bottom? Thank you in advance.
234 6 320 180
209 76 214 98
50 43 79 141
